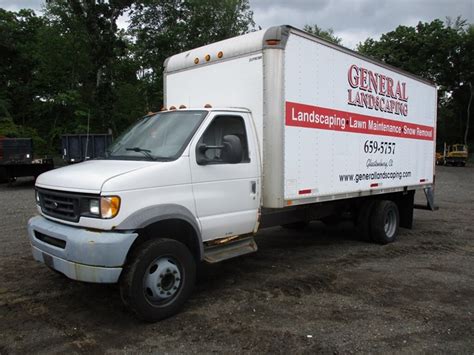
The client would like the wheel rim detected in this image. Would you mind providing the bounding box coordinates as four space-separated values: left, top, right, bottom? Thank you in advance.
143 256 182 305
384 209 397 238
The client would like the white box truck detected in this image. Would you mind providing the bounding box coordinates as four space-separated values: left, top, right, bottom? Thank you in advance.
27 26 437 321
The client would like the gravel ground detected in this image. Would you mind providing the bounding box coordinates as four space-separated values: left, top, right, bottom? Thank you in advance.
0 166 473 354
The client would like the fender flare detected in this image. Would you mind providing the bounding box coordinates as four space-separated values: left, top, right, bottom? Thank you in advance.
116 204 203 259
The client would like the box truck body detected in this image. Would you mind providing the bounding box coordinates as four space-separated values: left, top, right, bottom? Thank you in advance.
28 26 437 321
165 26 436 208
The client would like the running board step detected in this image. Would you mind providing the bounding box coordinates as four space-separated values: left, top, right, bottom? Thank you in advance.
203 237 258 263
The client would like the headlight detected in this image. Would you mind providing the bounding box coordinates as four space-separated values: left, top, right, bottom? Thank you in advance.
84 196 120 219
100 196 121 219
89 199 100 215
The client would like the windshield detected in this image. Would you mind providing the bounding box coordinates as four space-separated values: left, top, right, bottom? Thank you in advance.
106 110 208 161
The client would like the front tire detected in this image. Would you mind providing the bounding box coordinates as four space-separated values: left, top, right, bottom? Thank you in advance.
120 238 196 322
281 221 310 230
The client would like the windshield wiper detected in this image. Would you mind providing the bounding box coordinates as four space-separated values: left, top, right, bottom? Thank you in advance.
125 147 156 161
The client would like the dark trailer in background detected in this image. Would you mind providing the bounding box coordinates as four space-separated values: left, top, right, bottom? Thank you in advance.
0 138 54 183
61 134 113 164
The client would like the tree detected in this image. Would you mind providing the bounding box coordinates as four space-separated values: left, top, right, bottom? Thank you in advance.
460 25 474 145
43 0 136 132
128 0 255 111
303 24 342 45
357 19 473 146
0 9 45 127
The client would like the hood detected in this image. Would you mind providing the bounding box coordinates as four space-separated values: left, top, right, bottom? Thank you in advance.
36 160 153 193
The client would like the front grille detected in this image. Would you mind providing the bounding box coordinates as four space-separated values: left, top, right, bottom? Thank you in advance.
38 189 81 222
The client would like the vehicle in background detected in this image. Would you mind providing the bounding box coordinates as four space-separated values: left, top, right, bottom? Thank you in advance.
0 137 54 184
61 134 113 164
436 143 468 166
28 25 437 322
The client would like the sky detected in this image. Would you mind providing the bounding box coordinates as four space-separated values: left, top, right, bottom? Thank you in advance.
1 0 473 49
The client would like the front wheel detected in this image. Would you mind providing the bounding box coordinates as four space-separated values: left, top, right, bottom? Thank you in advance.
281 221 310 230
120 238 196 322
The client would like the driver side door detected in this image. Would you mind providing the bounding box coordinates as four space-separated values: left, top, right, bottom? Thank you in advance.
189 112 260 242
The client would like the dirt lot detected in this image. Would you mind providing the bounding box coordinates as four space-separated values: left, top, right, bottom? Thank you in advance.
0 166 473 354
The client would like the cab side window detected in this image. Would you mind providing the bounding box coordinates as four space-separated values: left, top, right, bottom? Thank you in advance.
198 115 250 164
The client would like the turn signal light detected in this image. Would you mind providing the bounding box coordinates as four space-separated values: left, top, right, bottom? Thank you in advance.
100 196 120 219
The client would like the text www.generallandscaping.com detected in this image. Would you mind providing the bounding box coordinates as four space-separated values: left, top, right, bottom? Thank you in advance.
339 171 412 183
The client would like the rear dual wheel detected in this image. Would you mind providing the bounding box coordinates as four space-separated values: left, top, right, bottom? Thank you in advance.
357 200 399 244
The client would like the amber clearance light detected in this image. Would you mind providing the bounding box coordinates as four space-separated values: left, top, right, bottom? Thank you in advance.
266 39 280 45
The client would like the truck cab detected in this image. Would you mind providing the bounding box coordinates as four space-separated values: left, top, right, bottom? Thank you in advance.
29 107 261 321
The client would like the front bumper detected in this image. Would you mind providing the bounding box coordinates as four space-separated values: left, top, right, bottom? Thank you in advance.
28 215 138 283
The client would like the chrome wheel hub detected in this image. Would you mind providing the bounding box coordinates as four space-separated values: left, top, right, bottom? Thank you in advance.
143 257 182 303
384 210 396 238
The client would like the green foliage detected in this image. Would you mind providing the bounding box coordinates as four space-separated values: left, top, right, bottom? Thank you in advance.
0 117 48 154
356 19 473 145
0 1 254 157
303 24 342 45
3 1 471 152
128 0 255 111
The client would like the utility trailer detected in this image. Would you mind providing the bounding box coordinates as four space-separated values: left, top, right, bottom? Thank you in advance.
61 134 113 163
0 138 53 183
29 26 437 321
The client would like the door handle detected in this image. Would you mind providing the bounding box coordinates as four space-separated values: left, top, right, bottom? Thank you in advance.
250 181 256 194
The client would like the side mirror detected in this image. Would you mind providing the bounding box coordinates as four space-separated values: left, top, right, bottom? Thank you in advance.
196 134 243 165
221 135 243 164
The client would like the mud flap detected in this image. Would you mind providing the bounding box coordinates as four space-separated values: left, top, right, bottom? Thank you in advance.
414 187 438 211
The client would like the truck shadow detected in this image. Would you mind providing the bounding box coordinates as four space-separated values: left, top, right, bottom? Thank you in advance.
20 220 370 341
195 221 363 291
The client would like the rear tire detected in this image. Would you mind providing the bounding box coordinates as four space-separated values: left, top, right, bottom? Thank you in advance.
356 200 376 241
120 238 196 322
370 200 399 244
321 215 341 226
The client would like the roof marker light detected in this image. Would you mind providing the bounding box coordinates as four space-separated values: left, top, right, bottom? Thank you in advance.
205 54 211 62
217 51 223 58
179 105 187 109
266 39 280 45
160 106 167 111
204 104 212 108
194 58 199 64
169 106 177 110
